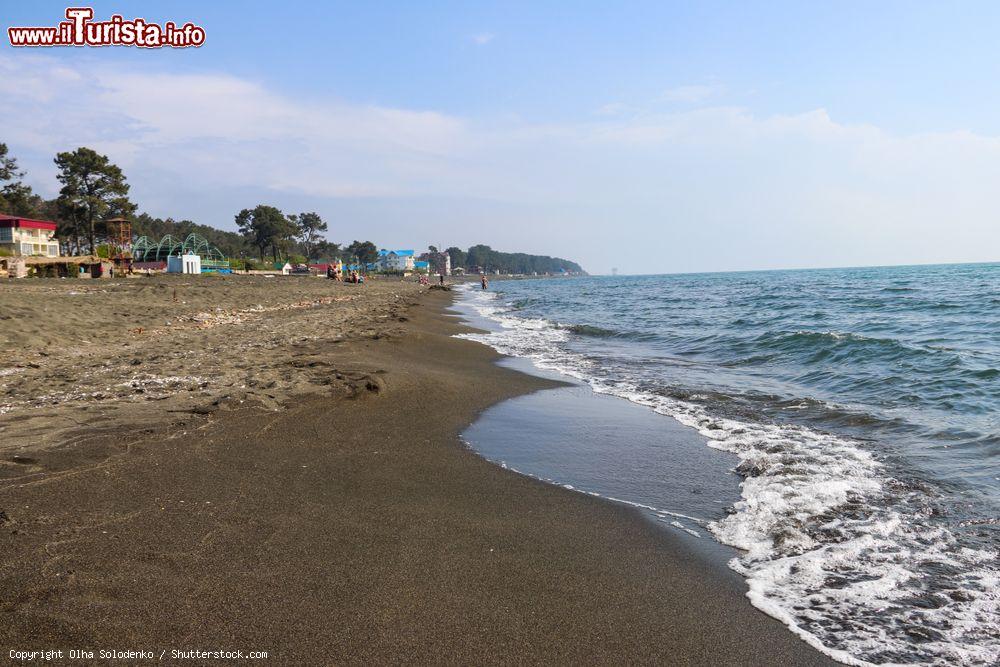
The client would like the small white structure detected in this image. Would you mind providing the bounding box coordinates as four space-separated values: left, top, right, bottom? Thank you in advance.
279 262 292 275
422 251 451 276
167 253 201 274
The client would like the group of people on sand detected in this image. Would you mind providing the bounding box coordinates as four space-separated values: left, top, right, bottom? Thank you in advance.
323 263 488 290
418 273 447 286
419 273 486 289
326 265 364 284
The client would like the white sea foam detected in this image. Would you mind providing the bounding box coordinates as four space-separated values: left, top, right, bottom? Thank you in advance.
456 285 1000 666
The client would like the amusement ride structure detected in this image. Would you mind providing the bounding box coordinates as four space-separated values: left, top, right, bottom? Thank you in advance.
132 233 231 272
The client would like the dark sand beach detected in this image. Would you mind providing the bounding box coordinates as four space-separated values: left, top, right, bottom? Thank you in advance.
0 279 831 664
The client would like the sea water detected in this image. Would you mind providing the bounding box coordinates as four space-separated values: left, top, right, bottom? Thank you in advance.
455 264 999 666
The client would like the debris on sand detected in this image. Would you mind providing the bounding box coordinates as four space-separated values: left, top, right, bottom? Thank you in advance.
0 277 423 448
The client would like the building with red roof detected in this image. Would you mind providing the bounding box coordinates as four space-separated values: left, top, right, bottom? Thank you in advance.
309 260 344 275
0 214 60 257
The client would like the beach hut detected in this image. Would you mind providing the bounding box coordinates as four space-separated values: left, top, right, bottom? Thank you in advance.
89 259 115 278
1 255 108 278
167 253 201 274
0 257 27 278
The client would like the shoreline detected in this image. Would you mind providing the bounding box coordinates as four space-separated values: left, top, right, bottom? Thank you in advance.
1 284 832 664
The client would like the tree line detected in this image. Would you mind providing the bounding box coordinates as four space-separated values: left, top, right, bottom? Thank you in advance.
444 244 584 275
231 204 376 265
1 144 134 254
0 143 380 266
1 142 586 273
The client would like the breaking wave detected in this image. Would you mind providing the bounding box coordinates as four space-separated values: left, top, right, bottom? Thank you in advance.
457 285 999 666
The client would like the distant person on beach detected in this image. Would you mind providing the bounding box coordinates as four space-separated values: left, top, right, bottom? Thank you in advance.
327 265 335 279
481 274 488 290
439 273 445 285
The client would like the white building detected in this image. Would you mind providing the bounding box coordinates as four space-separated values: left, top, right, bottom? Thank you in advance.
423 251 451 276
167 253 201 274
377 249 416 272
0 214 60 257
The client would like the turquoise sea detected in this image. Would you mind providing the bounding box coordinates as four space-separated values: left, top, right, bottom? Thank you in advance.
458 263 999 666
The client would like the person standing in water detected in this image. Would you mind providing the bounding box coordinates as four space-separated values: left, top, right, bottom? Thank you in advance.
481 274 488 290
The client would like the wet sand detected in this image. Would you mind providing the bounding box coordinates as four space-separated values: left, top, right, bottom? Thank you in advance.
0 279 832 664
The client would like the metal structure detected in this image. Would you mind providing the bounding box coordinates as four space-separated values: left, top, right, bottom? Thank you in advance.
105 217 133 267
131 233 231 271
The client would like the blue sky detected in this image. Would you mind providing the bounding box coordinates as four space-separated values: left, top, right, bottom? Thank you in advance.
3 1 1000 273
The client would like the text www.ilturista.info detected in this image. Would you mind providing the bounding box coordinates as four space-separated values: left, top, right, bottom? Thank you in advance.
8 7 205 48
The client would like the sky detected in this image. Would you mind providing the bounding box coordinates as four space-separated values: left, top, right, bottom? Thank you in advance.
3 1 1000 274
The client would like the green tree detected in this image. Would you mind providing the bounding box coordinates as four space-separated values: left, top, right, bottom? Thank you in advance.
345 240 378 266
312 239 342 261
235 204 297 262
293 211 329 261
0 143 41 217
466 244 495 271
1 183 42 218
445 246 467 270
55 197 88 255
461 244 584 275
0 143 20 187
54 147 134 253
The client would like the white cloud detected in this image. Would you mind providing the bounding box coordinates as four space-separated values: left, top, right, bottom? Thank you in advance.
4 53 1000 272
470 32 494 45
1 55 473 200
